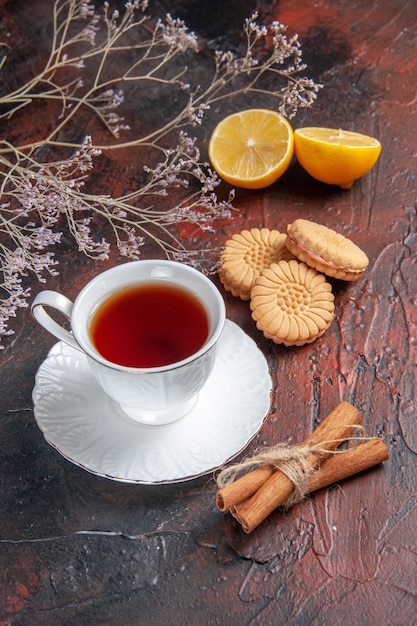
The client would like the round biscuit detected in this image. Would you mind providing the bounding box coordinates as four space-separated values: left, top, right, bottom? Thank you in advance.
219 228 295 300
286 219 369 281
250 259 335 346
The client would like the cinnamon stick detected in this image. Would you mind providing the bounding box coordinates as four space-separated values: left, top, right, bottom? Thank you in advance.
216 466 275 512
232 437 389 533
216 401 361 512
306 437 389 493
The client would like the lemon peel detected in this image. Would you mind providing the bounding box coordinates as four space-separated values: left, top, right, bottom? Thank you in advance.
294 127 381 189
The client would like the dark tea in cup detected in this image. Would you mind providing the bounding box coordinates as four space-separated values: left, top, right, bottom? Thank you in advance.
32 259 225 424
89 282 209 368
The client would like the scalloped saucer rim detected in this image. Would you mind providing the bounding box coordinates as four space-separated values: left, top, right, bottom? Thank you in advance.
32 319 272 484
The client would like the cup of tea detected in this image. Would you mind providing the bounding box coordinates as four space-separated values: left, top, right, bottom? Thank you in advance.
31 260 226 425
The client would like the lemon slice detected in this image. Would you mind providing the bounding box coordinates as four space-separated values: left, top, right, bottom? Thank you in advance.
294 127 381 189
208 109 294 189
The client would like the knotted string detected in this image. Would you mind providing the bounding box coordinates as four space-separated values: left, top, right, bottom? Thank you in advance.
216 425 371 507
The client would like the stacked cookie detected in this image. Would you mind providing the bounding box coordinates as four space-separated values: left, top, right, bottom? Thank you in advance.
219 219 369 346
286 219 369 281
219 228 295 301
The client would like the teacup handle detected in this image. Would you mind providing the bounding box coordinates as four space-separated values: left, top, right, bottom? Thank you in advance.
31 290 81 352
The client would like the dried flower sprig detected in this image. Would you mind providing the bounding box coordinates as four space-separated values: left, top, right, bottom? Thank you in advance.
0 0 321 347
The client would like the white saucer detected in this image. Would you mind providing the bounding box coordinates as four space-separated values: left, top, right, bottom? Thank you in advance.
32 320 272 484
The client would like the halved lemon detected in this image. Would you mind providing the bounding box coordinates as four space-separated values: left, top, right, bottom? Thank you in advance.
208 109 294 189
294 127 381 189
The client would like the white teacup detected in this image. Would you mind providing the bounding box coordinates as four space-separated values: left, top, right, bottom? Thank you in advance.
31 260 226 425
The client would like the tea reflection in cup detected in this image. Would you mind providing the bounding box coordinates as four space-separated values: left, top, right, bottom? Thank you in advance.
31 260 226 425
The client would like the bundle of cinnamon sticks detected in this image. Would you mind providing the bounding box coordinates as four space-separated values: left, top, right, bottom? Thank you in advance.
216 402 389 534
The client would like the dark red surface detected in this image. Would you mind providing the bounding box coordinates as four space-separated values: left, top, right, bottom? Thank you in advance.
1 0 417 624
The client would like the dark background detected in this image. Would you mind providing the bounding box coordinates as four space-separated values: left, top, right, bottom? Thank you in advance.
1 0 416 624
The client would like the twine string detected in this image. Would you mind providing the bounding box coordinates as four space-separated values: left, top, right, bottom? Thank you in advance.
216 424 373 507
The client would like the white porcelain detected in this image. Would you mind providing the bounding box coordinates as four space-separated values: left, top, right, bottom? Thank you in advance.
31 260 225 425
32 320 272 484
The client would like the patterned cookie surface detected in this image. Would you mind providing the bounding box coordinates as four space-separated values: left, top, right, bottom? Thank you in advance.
219 228 294 300
286 219 369 281
250 260 335 346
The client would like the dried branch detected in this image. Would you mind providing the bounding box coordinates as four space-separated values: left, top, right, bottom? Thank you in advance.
0 0 321 346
